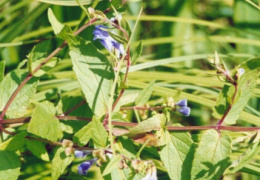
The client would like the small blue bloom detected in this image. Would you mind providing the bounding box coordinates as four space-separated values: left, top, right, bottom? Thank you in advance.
176 99 187 107
74 150 91 158
178 107 190 116
78 158 97 175
93 25 125 57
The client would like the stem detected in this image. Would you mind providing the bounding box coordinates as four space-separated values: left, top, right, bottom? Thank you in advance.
107 61 123 155
216 84 238 128
63 100 86 116
2 116 259 132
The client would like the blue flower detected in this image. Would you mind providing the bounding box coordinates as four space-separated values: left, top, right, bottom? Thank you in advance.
93 25 125 57
74 150 91 158
176 99 187 108
178 107 191 116
78 158 97 175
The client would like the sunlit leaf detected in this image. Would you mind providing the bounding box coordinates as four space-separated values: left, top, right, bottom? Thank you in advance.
92 116 108 148
191 130 232 180
28 101 63 142
0 69 38 118
68 37 114 115
52 147 74 180
159 131 193 180
73 122 93 146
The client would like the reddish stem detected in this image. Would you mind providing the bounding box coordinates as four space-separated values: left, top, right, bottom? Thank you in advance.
63 100 86 116
2 116 259 132
216 84 238 128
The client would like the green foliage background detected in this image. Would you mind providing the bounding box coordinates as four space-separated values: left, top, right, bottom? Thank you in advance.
0 0 260 179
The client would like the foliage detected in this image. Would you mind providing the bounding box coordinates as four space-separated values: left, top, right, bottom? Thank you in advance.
0 0 260 180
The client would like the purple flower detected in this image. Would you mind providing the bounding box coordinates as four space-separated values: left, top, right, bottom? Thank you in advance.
176 99 187 108
78 158 97 175
178 107 191 116
74 150 91 158
93 25 125 57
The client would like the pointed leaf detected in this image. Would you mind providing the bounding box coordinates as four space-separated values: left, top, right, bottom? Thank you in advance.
92 116 108 148
191 129 232 180
102 154 121 176
52 147 74 180
68 37 114 115
0 151 21 180
26 139 50 161
48 8 64 35
28 101 63 142
135 80 155 106
159 130 193 180
0 69 38 118
73 122 93 146
131 40 143 65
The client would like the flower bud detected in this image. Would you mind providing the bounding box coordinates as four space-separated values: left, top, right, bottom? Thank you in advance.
178 107 191 116
176 99 187 107
62 139 73 148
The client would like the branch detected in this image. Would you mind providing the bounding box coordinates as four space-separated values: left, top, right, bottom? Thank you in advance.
2 116 259 132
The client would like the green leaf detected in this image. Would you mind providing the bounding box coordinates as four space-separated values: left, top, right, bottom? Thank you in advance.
31 57 59 77
131 40 143 65
108 31 128 44
0 69 38 118
73 122 93 146
51 147 74 180
127 114 166 138
28 101 63 142
227 131 260 173
159 131 193 180
102 154 121 176
48 8 64 35
37 0 96 6
135 80 155 106
0 131 27 151
48 8 76 44
191 129 232 180
92 116 108 148
213 57 260 125
68 37 114 115
0 60 5 82
0 151 21 180
26 139 50 161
